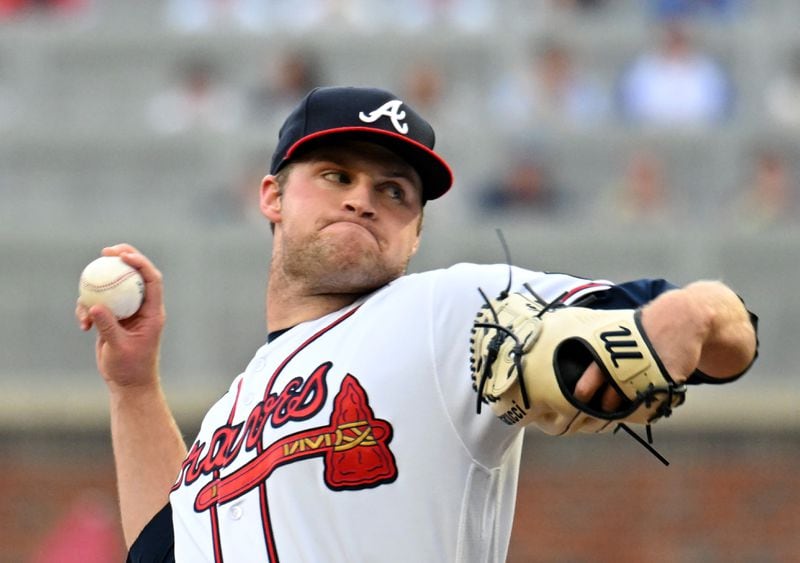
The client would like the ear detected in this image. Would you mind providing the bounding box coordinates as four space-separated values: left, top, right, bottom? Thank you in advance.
260 175 282 223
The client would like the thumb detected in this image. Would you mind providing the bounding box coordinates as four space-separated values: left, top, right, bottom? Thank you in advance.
89 305 121 344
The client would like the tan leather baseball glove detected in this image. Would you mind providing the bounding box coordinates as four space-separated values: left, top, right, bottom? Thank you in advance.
470 290 686 438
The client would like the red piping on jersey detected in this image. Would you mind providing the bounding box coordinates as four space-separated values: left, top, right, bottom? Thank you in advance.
245 305 362 563
226 378 245 423
262 305 362 403
260 485 277 563
204 372 245 562
560 282 612 303
210 505 224 563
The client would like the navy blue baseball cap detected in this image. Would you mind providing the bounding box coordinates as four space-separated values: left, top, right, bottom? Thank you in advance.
269 86 454 201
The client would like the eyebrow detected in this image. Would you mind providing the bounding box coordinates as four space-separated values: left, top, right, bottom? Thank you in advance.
382 170 416 182
313 154 416 182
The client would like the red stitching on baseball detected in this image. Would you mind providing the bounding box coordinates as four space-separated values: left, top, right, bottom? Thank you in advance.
81 269 139 292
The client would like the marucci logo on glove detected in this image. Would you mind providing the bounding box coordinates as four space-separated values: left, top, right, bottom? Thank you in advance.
599 326 645 367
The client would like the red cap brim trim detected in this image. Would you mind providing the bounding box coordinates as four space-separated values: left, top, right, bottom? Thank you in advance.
280 126 453 200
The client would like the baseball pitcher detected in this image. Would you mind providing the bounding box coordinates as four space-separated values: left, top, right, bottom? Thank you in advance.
77 86 758 562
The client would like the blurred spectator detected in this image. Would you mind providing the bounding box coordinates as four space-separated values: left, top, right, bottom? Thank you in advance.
765 48 800 128
354 0 494 33
421 0 495 32
618 20 733 127
600 148 676 225
509 0 610 30
729 148 797 230
145 58 243 135
269 0 359 32
194 155 267 227
488 38 609 133
648 0 744 22
164 0 372 33
164 0 269 32
0 0 90 21
401 60 448 114
246 49 324 131
548 0 610 14
476 143 562 215
398 60 478 138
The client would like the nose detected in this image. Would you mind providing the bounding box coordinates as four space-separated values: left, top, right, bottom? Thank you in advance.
342 180 376 218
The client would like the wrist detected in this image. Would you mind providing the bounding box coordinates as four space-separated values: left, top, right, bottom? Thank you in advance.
106 374 164 403
681 280 757 378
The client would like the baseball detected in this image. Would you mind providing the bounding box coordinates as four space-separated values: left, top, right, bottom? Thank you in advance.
78 256 145 320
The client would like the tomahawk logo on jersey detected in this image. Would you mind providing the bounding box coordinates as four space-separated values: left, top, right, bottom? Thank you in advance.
165 263 629 562
178 369 398 511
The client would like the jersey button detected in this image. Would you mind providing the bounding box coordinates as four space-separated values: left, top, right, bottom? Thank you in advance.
230 505 243 520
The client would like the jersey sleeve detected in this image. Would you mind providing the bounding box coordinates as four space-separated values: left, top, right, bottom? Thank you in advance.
126 503 175 563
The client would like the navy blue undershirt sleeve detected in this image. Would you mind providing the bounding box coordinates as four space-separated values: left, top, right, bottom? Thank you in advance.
571 278 677 310
127 503 175 563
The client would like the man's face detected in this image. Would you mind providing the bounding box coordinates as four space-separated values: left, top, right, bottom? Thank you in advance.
261 140 425 295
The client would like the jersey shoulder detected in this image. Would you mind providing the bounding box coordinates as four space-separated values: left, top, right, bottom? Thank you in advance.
392 263 612 306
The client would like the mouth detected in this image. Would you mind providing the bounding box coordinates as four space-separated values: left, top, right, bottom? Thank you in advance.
323 220 379 243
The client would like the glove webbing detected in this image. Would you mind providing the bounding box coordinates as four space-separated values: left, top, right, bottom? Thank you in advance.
474 285 566 415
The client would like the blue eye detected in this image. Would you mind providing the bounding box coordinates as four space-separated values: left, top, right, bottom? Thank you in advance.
384 185 405 201
323 171 350 184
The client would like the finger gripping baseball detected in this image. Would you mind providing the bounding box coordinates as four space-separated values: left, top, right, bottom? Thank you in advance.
470 292 687 435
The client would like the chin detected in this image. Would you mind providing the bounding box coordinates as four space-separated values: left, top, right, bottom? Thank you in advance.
321 249 408 294
329 255 401 291
282 229 410 293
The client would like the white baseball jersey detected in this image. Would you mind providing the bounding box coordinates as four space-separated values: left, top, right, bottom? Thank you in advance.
168 263 611 562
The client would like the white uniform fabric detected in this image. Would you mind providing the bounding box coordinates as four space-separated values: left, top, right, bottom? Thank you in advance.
169 263 610 563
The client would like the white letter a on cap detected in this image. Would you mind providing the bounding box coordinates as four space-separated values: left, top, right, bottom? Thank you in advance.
358 100 409 134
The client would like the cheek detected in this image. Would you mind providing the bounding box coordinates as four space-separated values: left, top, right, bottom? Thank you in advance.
394 220 421 255
282 192 325 225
